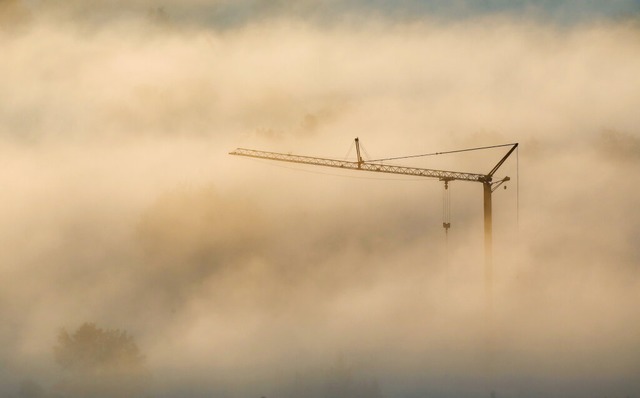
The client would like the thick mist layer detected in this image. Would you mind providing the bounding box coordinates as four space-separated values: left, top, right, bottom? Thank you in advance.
1 4 640 397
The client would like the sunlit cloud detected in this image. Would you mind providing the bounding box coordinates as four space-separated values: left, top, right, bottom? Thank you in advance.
1 2 640 397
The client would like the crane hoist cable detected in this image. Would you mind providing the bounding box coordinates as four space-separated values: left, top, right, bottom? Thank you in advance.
442 179 452 265
442 180 451 234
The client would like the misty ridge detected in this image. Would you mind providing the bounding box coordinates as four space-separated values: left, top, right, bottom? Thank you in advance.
1 1 640 397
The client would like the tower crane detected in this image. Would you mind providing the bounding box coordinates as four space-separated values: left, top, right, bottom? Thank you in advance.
230 138 518 312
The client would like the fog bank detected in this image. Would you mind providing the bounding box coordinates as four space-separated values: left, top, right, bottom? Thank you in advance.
1 6 640 397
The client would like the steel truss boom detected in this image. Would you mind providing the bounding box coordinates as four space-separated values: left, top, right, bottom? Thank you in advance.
229 148 488 183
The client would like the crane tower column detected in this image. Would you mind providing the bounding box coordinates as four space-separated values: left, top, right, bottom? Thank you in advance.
483 181 493 317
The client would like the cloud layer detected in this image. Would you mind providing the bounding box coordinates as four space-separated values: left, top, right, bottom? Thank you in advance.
1 3 640 397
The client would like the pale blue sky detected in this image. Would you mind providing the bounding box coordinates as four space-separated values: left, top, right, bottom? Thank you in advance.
30 0 640 27
200 0 640 29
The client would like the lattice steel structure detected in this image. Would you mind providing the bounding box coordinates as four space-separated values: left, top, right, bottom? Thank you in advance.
229 148 488 182
230 138 518 314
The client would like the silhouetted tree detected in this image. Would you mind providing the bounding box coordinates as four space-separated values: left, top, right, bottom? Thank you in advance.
53 323 148 398
18 379 45 398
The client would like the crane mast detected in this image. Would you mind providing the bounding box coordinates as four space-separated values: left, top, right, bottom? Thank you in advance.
230 138 518 314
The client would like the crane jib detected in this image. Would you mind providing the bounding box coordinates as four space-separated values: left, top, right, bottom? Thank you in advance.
229 148 488 183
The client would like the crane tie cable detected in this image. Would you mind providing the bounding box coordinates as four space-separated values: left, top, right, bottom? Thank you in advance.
369 143 518 162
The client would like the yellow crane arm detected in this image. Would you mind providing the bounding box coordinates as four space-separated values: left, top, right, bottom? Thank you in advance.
228 147 487 183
